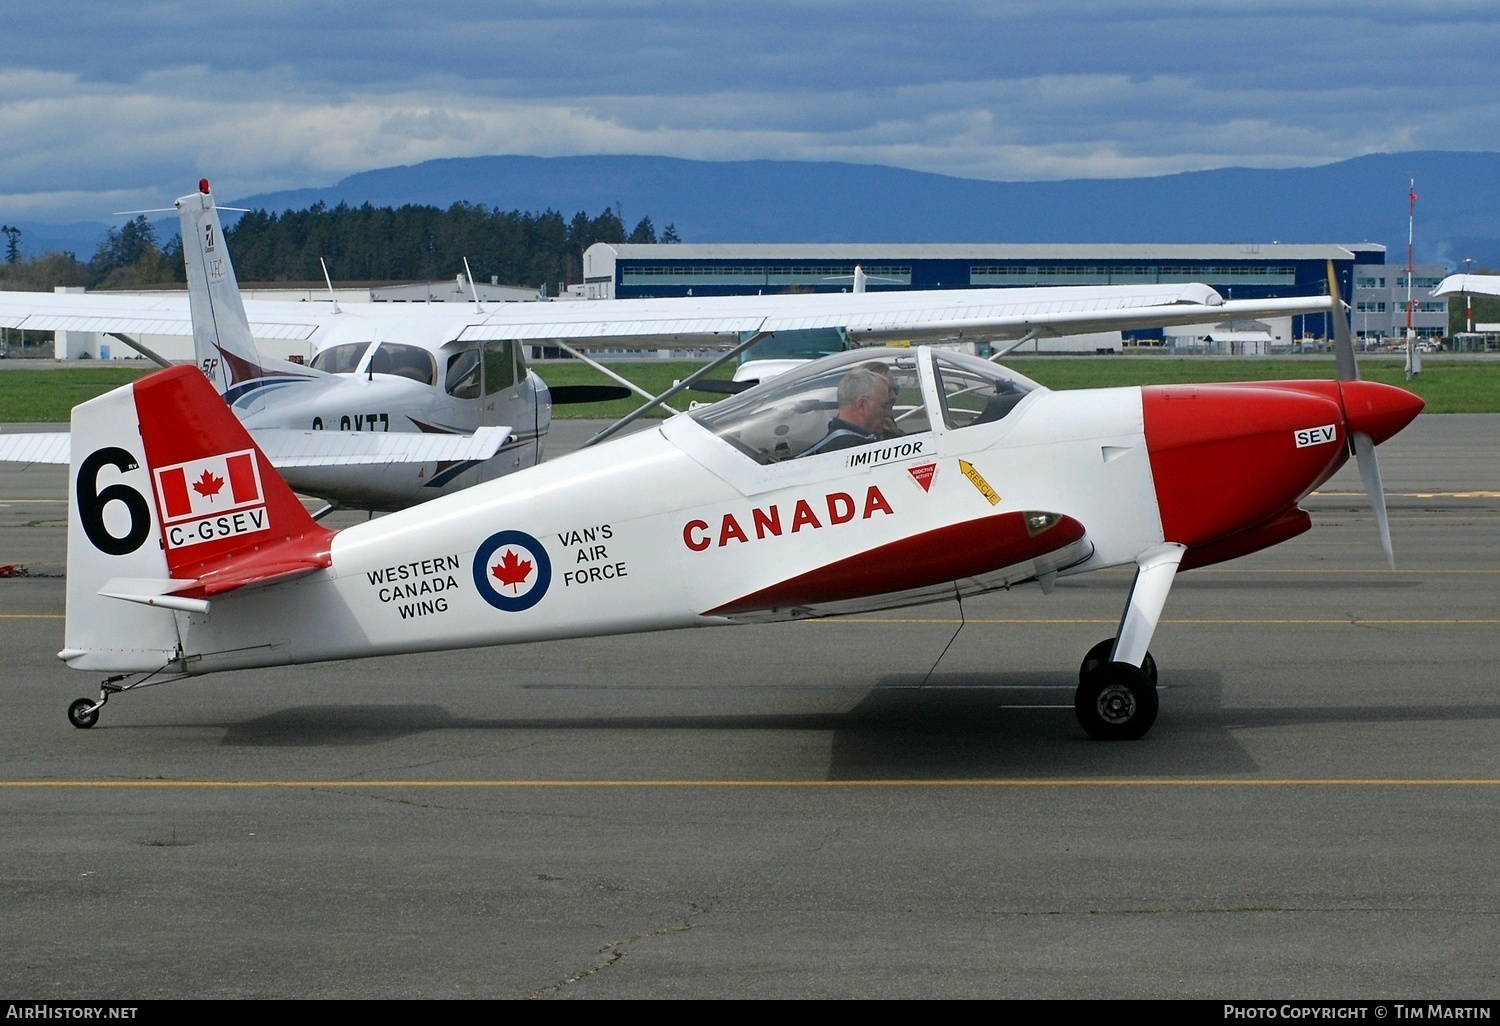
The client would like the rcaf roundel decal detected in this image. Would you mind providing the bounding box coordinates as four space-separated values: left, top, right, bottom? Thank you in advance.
473 530 552 611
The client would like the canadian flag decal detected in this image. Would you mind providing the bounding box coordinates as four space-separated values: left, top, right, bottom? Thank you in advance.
154 449 264 524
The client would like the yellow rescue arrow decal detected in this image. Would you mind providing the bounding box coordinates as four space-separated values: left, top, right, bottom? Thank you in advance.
959 459 1000 505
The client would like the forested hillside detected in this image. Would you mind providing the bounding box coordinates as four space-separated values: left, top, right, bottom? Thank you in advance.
0 202 673 293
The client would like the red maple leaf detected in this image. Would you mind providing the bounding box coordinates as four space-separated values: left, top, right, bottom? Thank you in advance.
491 549 533 592
192 469 225 500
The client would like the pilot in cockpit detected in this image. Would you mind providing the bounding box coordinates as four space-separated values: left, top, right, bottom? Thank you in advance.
863 361 905 441
800 365 898 457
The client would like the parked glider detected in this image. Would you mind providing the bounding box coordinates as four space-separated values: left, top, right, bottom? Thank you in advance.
58 265 1422 739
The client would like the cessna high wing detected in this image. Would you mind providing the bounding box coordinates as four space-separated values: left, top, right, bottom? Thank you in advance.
1433 273 1500 299
56 265 1423 741
2 182 1342 511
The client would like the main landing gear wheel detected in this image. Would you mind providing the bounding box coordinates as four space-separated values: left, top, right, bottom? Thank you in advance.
1080 637 1156 685
1075 662 1158 741
68 698 100 730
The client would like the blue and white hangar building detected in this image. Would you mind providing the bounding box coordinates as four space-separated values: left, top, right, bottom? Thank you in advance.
581 242 1446 344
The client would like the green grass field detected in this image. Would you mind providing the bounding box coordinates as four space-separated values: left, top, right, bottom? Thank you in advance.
2 355 1496 422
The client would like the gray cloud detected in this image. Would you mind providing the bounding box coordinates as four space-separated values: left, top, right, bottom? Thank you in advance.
4 2 1500 220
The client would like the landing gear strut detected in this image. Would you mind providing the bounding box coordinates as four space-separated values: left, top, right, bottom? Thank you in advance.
66 670 173 729
1071 543 1183 741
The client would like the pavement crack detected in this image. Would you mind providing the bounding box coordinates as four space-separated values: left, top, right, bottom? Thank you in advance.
528 906 702 999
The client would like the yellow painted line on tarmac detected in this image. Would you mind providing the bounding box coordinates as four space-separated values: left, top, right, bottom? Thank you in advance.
3 778 1500 789
1195 567 1500 573
2 614 1493 626
1316 490 1500 499
830 617 1500 625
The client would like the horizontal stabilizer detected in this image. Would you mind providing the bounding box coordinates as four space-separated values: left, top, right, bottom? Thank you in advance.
0 430 70 464
0 296 320 342
251 425 510 467
0 426 510 469
97 578 210 614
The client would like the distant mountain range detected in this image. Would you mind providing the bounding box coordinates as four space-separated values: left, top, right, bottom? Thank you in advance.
12 151 1500 270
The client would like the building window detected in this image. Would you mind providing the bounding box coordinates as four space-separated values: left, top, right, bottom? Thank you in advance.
970 264 1295 286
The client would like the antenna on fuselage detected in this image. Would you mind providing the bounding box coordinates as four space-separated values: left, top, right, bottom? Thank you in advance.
319 258 343 314
462 258 485 313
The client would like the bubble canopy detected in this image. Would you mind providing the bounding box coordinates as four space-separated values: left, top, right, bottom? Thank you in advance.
690 346 1044 465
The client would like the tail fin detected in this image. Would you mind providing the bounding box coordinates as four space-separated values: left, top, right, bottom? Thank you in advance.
62 365 334 672
177 180 320 413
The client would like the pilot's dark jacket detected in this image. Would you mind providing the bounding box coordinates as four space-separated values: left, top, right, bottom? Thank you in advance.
801 417 877 457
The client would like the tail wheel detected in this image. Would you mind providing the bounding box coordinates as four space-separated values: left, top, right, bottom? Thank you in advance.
1075 663 1158 741
1080 637 1156 686
68 698 100 730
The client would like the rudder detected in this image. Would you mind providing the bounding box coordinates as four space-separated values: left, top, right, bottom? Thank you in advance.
62 366 334 673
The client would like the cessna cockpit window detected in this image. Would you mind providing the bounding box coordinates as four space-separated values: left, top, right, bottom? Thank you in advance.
310 342 371 375
368 343 436 386
445 349 481 399
692 349 929 464
484 340 517 394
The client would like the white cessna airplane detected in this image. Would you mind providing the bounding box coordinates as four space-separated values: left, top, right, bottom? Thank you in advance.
4 181 1338 511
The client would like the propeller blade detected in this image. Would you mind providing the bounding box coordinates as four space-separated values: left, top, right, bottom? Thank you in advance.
1327 259 1359 382
689 378 756 395
1352 430 1394 568
546 384 633 405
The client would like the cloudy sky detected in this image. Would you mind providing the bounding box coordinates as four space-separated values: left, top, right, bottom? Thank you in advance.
5 1 1500 222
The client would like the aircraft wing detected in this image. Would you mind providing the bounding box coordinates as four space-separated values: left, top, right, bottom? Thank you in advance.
1432 274 1500 299
0 425 510 467
452 284 1335 347
4 282 1332 350
0 290 322 342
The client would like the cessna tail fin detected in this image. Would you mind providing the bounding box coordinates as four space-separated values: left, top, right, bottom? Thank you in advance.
178 180 320 412
62 365 334 671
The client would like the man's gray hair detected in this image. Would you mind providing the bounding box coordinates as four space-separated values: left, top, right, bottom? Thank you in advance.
837 366 887 408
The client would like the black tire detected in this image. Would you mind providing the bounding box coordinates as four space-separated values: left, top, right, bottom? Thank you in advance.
1074 663 1159 741
1080 638 1157 686
68 698 100 729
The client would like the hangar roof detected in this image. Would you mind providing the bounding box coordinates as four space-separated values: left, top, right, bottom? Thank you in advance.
590 242 1385 261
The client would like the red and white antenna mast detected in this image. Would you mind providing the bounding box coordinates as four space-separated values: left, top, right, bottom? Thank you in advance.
1405 179 1420 379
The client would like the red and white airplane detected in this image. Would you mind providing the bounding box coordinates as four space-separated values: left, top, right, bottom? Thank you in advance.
57 268 1422 740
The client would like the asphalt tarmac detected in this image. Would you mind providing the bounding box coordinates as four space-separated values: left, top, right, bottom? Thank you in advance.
1 414 1497 999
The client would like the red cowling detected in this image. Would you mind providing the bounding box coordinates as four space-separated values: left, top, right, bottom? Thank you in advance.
1143 378 1423 559
1143 384 1349 550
